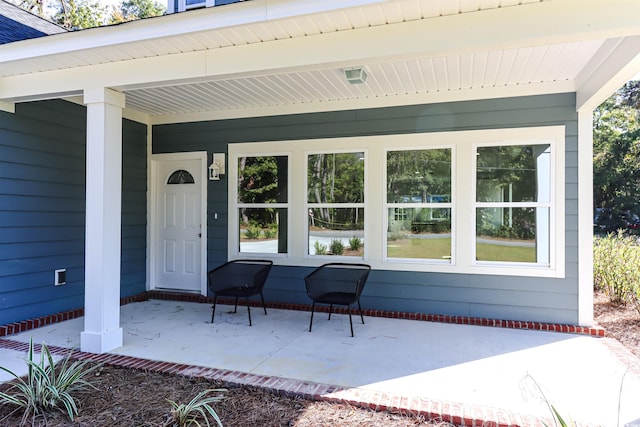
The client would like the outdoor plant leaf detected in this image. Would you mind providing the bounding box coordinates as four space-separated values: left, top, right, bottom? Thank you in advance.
166 388 227 427
0 338 101 426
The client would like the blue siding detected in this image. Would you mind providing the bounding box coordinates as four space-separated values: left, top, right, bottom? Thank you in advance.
121 119 148 298
154 93 581 325
0 100 147 325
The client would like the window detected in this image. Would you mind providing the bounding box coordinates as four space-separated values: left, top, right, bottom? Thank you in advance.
475 144 551 265
237 155 288 254
167 170 195 184
307 152 365 257
386 148 452 262
229 126 564 277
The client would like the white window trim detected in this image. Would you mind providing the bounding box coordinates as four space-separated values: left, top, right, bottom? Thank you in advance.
305 149 367 260
471 137 560 271
228 150 292 259
228 126 565 278
383 144 455 265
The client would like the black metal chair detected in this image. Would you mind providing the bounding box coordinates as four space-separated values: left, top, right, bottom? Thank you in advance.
304 262 371 337
207 259 273 326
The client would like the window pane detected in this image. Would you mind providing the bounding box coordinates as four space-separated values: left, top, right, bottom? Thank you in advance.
387 149 451 203
308 208 364 256
238 156 287 203
167 169 195 184
239 208 287 254
387 208 451 260
476 144 551 203
307 152 364 203
476 207 549 263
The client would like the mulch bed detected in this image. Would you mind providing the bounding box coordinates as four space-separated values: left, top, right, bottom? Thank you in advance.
593 290 640 358
0 291 637 427
0 362 448 427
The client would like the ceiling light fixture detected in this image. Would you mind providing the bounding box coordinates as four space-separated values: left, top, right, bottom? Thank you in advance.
343 67 368 84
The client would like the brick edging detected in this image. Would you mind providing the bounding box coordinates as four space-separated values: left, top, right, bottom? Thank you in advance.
0 338 557 427
0 290 606 338
145 290 606 337
0 293 148 338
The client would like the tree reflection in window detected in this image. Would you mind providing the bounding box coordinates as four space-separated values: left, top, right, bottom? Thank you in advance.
386 148 452 262
307 152 365 257
475 144 551 263
237 156 288 254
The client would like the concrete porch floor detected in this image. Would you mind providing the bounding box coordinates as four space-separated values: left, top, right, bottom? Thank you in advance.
2 299 640 427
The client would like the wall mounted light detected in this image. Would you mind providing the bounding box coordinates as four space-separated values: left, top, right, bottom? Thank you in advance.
209 153 225 180
344 67 368 84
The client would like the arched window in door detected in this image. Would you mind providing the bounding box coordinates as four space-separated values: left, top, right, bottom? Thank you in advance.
167 169 195 184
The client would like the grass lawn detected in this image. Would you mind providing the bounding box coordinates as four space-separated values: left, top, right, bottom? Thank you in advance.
387 237 451 259
476 242 535 262
387 237 536 262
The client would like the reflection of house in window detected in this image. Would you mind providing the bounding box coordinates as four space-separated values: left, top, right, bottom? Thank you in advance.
475 144 551 264
393 208 407 221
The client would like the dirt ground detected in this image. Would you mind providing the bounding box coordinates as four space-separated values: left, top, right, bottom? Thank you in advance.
0 290 637 427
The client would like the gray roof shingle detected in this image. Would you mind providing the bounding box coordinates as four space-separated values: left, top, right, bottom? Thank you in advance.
0 0 65 44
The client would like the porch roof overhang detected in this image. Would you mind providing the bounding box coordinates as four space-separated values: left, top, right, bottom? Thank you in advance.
1 0 640 124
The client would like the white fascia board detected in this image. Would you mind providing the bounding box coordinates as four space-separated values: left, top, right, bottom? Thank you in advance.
0 51 208 102
576 36 640 112
3 0 640 68
0 0 391 63
0 100 15 113
60 95 151 124
3 0 640 103
0 0 611 103
148 80 575 125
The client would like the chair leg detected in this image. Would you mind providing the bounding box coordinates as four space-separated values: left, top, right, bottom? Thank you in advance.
357 299 365 324
247 302 252 326
233 297 239 313
328 304 333 320
260 292 267 316
309 302 316 332
347 304 354 337
211 296 217 323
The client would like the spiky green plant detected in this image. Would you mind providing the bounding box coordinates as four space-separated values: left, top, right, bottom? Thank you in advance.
314 240 327 255
545 405 575 427
0 338 101 425
165 388 227 427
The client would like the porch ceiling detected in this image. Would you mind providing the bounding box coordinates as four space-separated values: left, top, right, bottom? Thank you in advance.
1 0 640 123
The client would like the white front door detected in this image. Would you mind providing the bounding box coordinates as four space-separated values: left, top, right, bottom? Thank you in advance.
151 153 207 294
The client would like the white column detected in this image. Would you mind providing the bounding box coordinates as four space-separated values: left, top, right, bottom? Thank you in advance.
577 110 594 326
80 88 125 353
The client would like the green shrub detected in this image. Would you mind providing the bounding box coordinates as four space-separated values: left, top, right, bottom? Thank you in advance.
166 388 226 427
0 338 101 425
263 227 277 239
330 239 344 255
244 226 261 240
594 231 640 310
388 232 407 241
314 241 327 255
348 237 362 251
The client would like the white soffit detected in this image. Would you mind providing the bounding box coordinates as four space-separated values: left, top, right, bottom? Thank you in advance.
1 0 640 122
123 40 603 120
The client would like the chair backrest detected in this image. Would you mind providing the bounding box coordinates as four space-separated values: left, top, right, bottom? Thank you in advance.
208 259 273 292
304 263 371 299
